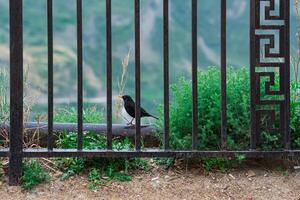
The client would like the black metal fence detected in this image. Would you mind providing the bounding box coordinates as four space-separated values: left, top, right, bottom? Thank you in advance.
3 0 298 185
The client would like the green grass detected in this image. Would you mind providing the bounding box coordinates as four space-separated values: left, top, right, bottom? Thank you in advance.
53 107 148 188
54 106 104 123
21 160 50 190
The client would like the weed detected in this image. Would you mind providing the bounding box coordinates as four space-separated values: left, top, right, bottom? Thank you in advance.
54 128 148 187
21 159 50 190
157 67 300 151
154 157 175 169
202 154 245 173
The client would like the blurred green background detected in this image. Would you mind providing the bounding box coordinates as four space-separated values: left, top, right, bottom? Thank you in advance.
0 0 298 121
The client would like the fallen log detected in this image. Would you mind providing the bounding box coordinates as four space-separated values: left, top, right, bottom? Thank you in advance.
0 122 160 147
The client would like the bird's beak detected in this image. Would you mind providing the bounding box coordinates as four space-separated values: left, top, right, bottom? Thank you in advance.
117 95 123 100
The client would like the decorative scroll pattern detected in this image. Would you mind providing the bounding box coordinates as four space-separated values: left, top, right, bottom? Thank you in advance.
251 0 290 149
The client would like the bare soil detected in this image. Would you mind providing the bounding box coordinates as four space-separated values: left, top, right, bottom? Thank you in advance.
1 160 300 200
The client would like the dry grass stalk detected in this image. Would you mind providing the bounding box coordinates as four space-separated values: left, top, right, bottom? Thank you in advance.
115 49 131 119
0 65 41 149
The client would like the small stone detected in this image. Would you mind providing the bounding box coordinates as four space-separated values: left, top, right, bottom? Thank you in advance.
54 172 63 178
228 173 236 180
293 166 300 170
151 180 160 188
247 170 256 178
151 177 159 181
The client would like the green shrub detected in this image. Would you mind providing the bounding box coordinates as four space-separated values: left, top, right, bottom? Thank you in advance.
156 67 299 170
21 160 50 190
291 80 300 149
157 67 300 151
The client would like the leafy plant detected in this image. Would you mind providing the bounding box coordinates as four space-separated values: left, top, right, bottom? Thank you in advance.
157 67 300 151
55 129 148 186
21 159 50 190
156 67 299 170
54 106 104 123
54 157 85 180
202 154 245 172
154 157 175 169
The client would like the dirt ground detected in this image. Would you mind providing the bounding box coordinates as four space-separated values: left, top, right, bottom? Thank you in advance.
1 161 300 200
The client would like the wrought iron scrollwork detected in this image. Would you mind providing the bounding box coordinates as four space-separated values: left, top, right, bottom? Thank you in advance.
250 0 290 149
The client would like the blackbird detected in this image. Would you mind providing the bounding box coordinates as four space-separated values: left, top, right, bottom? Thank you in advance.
120 95 158 125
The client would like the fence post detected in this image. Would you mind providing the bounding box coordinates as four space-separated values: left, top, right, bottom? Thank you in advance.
250 0 290 149
9 0 23 185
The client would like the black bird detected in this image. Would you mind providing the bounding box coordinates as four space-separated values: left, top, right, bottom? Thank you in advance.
120 95 158 125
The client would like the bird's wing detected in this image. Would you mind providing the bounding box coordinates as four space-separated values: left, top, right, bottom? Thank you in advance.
141 107 158 119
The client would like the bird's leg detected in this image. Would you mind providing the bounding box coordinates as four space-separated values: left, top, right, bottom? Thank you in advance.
121 114 130 124
127 118 134 126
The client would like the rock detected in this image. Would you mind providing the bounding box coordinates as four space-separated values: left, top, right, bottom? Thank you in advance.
247 170 256 178
151 177 159 181
293 166 300 170
228 173 236 180
54 172 63 178
151 180 160 188
151 176 160 188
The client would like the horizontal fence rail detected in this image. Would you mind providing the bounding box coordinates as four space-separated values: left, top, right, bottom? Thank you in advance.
6 0 293 185
1 149 300 158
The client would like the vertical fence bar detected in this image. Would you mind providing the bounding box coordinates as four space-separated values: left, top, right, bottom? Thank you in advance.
135 0 141 151
9 0 23 185
284 0 291 150
250 0 257 150
220 0 227 149
163 0 169 150
77 0 83 150
47 0 54 150
106 0 112 150
191 0 198 150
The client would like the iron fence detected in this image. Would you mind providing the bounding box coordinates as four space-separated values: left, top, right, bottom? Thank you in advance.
3 0 298 185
